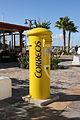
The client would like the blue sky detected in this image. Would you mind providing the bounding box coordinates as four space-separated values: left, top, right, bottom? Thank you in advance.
0 0 80 46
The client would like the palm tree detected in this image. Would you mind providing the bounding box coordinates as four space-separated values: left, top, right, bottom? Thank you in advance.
67 21 78 53
34 20 51 29
55 16 70 50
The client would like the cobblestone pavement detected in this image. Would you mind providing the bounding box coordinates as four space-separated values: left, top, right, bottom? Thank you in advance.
0 55 80 120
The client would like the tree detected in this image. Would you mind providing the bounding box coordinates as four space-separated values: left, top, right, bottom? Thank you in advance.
67 21 78 53
34 20 51 29
55 16 70 50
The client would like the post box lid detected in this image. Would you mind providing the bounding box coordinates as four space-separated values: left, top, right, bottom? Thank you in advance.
27 28 52 36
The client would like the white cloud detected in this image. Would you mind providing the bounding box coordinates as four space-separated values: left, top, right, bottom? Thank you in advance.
52 33 63 39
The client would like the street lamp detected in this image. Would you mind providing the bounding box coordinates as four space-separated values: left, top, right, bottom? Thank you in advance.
24 19 36 27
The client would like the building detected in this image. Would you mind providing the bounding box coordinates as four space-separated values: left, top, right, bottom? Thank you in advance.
0 22 31 52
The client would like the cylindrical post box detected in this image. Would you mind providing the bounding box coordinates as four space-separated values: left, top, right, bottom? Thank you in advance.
27 28 52 99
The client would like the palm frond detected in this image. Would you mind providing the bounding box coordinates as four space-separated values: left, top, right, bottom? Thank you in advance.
34 20 51 29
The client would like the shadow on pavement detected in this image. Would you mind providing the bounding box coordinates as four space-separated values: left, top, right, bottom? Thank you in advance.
0 62 19 69
71 118 80 120
2 78 29 105
11 78 29 97
26 106 70 120
60 58 73 62
58 93 80 102
0 78 79 119
0 79 71 120
51 85 80 102
0 101 70 120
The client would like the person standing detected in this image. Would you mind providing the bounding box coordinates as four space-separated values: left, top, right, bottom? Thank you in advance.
75 45 78 55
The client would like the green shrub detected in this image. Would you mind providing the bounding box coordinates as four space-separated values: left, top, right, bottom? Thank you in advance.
51 57 60 70
18 53 29 69
60 50 68 55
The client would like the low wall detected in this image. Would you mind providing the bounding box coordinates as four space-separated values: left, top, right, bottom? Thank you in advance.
0 76 12 100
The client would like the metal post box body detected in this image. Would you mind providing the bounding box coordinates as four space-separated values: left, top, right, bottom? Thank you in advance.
27 28 52 99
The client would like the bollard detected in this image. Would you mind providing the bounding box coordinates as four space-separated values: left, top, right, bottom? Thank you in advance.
27 28 52 99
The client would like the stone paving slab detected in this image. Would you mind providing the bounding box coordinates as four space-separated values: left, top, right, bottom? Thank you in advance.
48 85 80 120
61 86 80 119
47 101 72 110
69 101 80 111
61 107 80 119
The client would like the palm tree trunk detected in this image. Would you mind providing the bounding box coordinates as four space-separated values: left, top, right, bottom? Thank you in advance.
68 31 71 53
63 29 66 50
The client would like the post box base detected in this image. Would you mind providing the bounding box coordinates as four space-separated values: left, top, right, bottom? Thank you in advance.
22 94 59 107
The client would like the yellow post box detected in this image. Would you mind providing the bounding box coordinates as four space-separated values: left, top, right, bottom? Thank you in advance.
27 28 52 99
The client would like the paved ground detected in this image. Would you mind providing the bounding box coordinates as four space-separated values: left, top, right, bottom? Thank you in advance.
0 55 80 120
